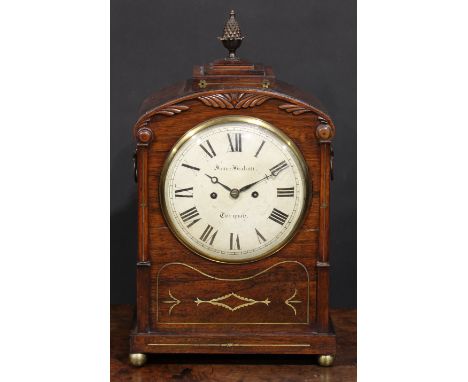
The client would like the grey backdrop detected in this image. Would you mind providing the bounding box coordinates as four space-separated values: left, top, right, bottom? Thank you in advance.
111 0 356 308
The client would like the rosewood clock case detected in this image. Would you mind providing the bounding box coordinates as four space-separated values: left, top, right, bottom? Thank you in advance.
129 19 336 364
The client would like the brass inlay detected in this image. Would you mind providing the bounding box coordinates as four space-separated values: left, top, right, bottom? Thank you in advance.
316 261 330 268
156 261 310 324
162 290 180 316
285 289 302 316
198 80 207 88
147 343 310 347
195 292 270 312
197 81 270 88
136 261 151 267
262 80 270 89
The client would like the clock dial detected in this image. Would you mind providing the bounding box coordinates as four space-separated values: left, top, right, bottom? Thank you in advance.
160 116 310 263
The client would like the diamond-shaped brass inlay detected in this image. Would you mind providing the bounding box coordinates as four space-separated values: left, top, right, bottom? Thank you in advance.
194 292 270 312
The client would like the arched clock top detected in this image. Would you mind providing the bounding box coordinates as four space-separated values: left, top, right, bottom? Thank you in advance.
133 87 335 142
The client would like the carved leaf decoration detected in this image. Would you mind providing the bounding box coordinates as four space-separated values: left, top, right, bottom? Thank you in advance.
198 93 271 109
136 118 151 129
155 104 190 116
199 94 232 109
278 103 311 115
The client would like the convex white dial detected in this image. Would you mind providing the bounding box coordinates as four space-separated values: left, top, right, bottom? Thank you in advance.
160 116 309 263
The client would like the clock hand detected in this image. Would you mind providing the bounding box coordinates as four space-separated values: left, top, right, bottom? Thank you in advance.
238 174 271 193
205 174 233 193
238 164 288 194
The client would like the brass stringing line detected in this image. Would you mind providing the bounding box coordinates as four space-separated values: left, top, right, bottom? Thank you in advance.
198 82 268 86
156 261 310 324
141 157 146 261
194 292 270 312
162 290 180 316
156 322 308 325
157 261 308 282
285 289 302 316
147 343 310 347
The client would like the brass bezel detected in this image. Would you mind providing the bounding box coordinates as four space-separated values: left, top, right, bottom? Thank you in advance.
159 115 311 264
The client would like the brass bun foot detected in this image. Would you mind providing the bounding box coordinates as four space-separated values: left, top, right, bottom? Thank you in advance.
129 353 147 367
318 354 335 367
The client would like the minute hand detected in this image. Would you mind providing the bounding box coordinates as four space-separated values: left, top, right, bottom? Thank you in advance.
238 165 287 193
238 174 271 193
238 162 289 194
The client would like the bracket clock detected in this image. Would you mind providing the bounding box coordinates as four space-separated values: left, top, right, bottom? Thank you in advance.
129 11 336 367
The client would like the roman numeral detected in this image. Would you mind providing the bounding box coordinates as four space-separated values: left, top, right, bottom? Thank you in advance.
268 208 289 225
254 140 265 158
255 228 267 244
270 160 289 176
228 133 242 152
181 163 200 171
277 187 295 197
175 186 193 198
199 140 216 158
200 224 218 245
179 206 201 228
230 233 241 250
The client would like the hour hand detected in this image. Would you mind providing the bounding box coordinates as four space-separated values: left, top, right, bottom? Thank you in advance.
205 174 232 192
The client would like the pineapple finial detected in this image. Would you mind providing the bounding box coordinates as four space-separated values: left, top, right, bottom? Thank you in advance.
218 10 244 60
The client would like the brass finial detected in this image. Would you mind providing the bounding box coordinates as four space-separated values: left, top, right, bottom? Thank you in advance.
218 10 244 60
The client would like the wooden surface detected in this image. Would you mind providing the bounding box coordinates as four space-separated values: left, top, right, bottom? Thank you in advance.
111 305 356 381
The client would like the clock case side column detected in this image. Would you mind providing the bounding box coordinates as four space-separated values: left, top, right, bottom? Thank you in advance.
134 126 154 333
316 117 335 333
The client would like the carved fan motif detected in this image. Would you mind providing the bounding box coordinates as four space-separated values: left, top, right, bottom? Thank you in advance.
198 93 271 109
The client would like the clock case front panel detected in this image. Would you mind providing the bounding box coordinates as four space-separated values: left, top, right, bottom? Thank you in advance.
131 80 335 356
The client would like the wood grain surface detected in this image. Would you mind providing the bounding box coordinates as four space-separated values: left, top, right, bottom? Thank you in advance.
111 305 356 381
